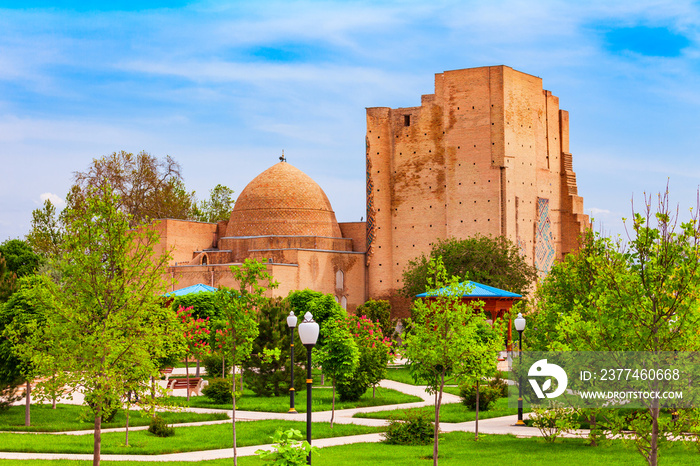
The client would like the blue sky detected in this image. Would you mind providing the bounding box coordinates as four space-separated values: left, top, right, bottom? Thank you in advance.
1 0 699 242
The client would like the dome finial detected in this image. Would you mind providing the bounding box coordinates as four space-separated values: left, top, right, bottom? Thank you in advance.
279 150 286 163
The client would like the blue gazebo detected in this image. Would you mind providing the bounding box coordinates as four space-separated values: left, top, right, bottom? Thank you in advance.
165 283 217 297
417 280 522 348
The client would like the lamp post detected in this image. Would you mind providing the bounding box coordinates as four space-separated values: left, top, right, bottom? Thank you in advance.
298 311 319 465
287 310 298 414
514 312 526 426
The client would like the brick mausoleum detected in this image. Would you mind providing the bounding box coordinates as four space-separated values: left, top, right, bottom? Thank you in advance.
148 65 589 317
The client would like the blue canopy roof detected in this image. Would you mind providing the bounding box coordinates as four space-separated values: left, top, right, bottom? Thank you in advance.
165 283 217 297
416 281 521 299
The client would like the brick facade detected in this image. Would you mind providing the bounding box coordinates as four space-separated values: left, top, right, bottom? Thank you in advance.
150 65 588 319
365 66 589 315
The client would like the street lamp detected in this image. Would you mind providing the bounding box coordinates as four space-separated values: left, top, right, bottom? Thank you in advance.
287 310 298 414
514 312 526 426
298 311 319 465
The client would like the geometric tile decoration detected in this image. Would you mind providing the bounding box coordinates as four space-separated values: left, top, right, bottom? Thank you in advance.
535 197 555 275
365 136 376 266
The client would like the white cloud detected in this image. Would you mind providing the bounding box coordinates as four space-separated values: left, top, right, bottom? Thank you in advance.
588 207 612 215
39 192 66 208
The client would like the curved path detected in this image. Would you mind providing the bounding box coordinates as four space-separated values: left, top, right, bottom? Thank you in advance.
0 379 585 462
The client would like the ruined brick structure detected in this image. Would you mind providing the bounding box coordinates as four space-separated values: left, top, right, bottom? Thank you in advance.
150 65 588 317
365 65 589 314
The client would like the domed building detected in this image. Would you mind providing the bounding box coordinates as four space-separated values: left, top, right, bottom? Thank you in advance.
153 161 367 310
151 65 590 317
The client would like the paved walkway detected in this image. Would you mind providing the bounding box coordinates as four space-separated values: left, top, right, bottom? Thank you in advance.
0 378 580 462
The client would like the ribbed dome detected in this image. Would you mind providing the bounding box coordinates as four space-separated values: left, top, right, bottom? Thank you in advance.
226 162 343 238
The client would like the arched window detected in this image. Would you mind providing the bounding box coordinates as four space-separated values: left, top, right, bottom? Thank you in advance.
334 296 340 303
340 296 347 310
336 270 344 289
201 254 208 266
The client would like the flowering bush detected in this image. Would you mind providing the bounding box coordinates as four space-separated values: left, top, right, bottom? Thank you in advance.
337 315 392 401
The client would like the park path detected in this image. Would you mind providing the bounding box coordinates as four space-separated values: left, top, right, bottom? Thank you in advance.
0 378 586 462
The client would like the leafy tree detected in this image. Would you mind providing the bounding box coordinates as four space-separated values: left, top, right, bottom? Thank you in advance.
0 239 42 277
401 235 537 299
170 292 219 320
403 256 504 466
0 255 17 303
315 318 358 427
194 184 236 223
31 184 173 466
73 150 196 227
214 258 278 466
531 190 700 466
337 315 392 401
355 299 395 339
243 297 305 397
0 275 53 424
176 306 211 402
26 199 64 259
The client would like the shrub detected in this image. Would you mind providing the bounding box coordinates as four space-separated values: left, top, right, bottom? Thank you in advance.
337 316 392 402
203 354 232 378
255 428 319 465
383 411 434 445
459 380 502 411
530 401 580 443
355 299 394 338
201 376 242 404
148 415 175 437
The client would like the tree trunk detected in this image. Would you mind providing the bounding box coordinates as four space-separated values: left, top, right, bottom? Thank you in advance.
51 373 57 409
650 406 659 466
373 384 376 399
125 408 130 446
185 356 190 403
232 361 238 466
150 375 155 405
475 380 480 441
331 380 336 428
222 355 225 377
93 413 102 466
196 359 200 377
433 369 445 466
25 380 31 427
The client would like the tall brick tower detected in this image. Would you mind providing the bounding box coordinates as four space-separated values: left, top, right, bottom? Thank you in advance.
365 65 589 313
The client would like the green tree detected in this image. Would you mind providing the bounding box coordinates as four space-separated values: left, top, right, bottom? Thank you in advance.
33 185 173 466
194 184 236 223
532 191 700 466
0 239 42 278
176 306 210 402
214 258 277 466
0 255 16 303
0 275 54 424
401 235 537 299
337 315 392 401
73 150 196 227
403 256 504 466
26 199 64 259
243 297 305 397
355 299 394 339
315 318 358 428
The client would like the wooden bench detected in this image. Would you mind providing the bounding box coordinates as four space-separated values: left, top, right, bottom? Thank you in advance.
167 377 204 397
159 367 174 381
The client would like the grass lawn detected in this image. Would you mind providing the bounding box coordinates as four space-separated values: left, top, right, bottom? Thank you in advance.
0 404 228 432
354 397 520 423
383 366 457 386
1 432 698 465
0 420 380 455
169 385 420 412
